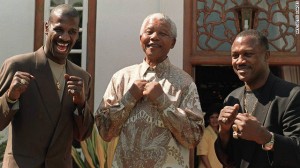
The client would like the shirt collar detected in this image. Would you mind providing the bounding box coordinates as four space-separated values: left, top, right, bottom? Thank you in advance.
140 57 171 78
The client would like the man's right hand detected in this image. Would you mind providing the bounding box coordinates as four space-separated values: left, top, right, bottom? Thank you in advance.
218 104 239 147
129 80 148 101
7 71 34 101
219 104 239 131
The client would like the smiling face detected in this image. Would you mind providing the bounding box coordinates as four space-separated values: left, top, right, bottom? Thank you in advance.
44 9 79 64
208 112 219 128
140 17 176 67
231 35 270 90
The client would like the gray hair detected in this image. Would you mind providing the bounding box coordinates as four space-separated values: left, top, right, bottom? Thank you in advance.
140 13 177 38
235 29 269 51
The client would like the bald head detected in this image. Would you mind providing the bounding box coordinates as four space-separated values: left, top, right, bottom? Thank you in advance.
49 4 79 23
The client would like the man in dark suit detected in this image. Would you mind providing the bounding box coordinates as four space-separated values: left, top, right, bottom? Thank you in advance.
0 4 94 167
215 29 300 167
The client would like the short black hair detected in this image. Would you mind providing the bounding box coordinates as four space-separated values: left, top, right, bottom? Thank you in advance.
235 29 269 51
49 4 79 22
204 103 222 126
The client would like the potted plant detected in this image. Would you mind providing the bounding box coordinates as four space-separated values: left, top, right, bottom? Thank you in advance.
72 124 118 168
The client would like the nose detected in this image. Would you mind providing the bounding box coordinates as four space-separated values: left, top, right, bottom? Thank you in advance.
59 31 70 41
150 32 159 40
235 55 246 64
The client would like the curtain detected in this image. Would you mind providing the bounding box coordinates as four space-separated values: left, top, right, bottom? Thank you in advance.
282 66 300 85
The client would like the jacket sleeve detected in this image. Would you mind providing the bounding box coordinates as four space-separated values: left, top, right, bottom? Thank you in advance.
271 86 300 167
94 76 137 142
0 59 19 131
214 91 241 167
73 74 94 141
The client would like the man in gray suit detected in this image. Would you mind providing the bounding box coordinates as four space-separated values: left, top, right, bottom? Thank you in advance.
215 29 300 167
0 4 94 167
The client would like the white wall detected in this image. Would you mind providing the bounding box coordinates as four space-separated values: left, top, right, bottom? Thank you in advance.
0 0 35 146
0 0 35 64
94 0 184 110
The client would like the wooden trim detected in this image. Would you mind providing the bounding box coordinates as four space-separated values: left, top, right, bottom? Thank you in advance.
188 51 300 66
34 0 44 51
86 0 97 112
183 0 193 76
184 2 195 168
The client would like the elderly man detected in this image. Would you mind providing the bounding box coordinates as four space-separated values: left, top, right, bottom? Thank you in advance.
215 29 300 167
95 13 204 168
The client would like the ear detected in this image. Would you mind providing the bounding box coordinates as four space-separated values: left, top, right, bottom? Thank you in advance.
170 38 176 49
139 35 143 46
45 21 49 35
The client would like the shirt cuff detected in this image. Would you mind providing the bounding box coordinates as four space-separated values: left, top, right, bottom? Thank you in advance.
153 93 172 112
10 101 20 110
6 93 20 110
120 91 138 110
74 103 85 116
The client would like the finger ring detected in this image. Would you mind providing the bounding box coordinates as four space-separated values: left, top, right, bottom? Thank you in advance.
232 124 239 139
221 117 228 123
233 131 239 139
70 89 75 94
20 79 26 85
232 124 238 132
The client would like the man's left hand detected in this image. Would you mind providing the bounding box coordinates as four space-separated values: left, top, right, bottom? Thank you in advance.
234 113 270 144
143 81 163 102
65 74 85 108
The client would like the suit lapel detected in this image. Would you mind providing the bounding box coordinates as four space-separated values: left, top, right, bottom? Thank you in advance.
31 48 61 126
253 98 271 125
238 88 254 167
53 60 75 127
47 61 76 148
253 74 276 125
240 74 276 167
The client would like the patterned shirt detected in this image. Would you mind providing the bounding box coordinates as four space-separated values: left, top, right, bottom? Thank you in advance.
95 58 204 168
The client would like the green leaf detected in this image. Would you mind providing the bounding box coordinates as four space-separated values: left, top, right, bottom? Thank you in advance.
71 147 86 168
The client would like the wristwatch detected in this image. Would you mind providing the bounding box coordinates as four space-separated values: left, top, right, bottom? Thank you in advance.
262 132 274 151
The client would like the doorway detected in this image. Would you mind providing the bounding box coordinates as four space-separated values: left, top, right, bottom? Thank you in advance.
195 66 242 112
195 65 282 112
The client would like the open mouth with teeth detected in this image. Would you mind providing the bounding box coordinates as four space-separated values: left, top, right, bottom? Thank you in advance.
56 42 69 52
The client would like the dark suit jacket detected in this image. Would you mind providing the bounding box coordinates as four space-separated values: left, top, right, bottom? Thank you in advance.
0 47 94 168
215 73 300 168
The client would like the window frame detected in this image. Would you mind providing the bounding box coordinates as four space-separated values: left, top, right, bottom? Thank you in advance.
44 0 88 69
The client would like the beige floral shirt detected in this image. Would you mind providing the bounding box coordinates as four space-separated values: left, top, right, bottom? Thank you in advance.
95 58 204 168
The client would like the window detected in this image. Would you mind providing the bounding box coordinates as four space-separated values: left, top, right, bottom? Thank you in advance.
44 0 88 69
183 0 300 75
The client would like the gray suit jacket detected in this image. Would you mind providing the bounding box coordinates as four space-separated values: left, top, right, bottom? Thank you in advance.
215 73 300 168
0 47 94 168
